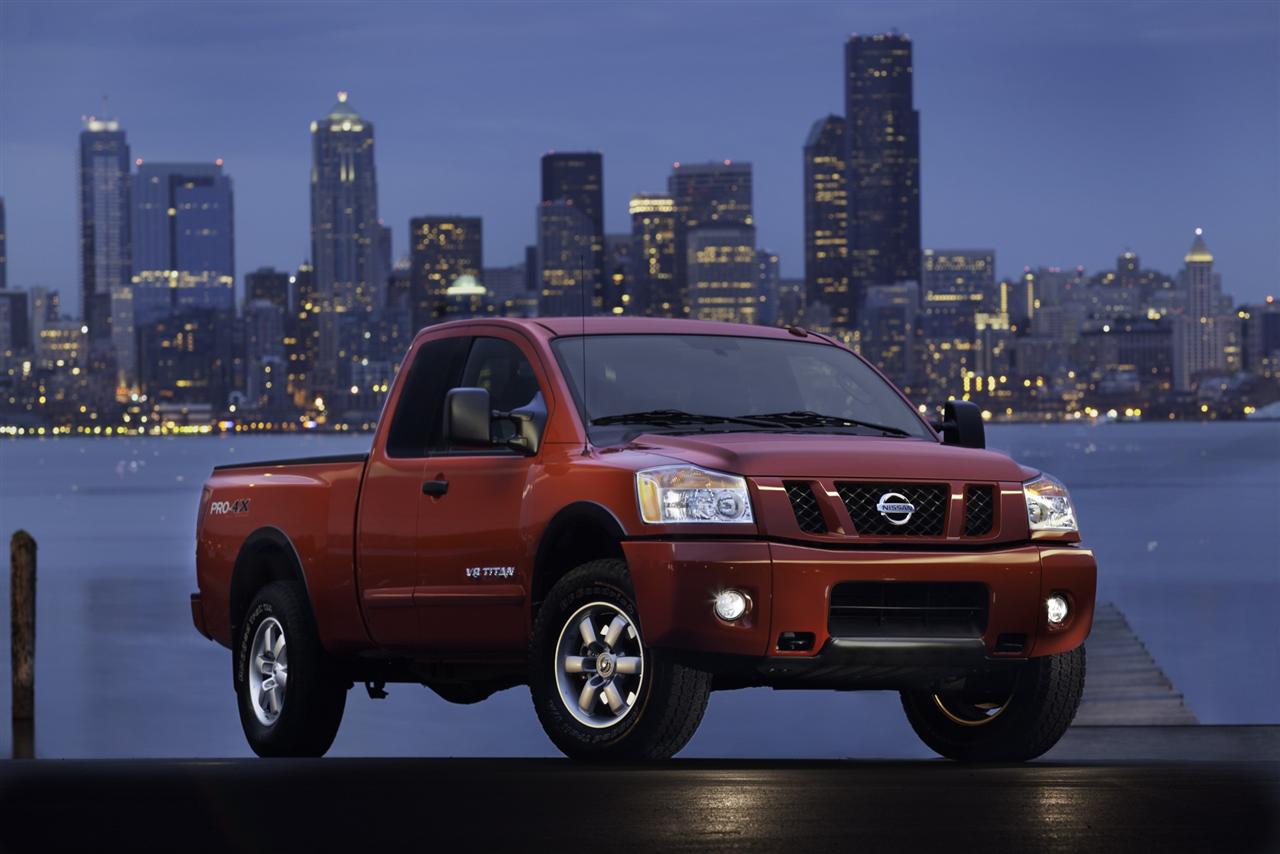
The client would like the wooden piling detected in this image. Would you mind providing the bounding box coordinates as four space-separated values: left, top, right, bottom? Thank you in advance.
11 531 35 722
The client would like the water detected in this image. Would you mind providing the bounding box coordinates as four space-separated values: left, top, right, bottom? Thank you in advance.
0 423 1276 758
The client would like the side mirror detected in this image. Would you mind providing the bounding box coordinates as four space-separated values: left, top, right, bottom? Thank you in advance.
930 400 985 449
443 387 492 447
499 392 547 456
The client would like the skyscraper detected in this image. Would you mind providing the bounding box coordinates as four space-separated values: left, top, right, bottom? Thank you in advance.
78 115 131 344
132 161 236 316
604 234 635 315
310 92 379 394
409 216 483 329
0 290 30 356
687 226 758 325
1173 229 1228 390
539 152 604 313
668 160 754 307
629 194 678 316
537 200 594 316
245 267 292 312
803 115 848 329
919 249 996 397
756 249 780 326
284 262 318 410
0 196 7 291
844 33 922 324
244 298 288 411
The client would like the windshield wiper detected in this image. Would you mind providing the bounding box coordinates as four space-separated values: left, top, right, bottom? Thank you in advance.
739 410 913 437
591 409 777 429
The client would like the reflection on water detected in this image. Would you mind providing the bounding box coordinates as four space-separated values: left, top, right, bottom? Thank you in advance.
0 422 1276 758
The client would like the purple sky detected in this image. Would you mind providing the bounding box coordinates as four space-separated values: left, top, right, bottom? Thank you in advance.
1 0 1277 313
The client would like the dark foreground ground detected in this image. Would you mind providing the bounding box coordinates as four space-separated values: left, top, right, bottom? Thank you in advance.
2 730 1278 854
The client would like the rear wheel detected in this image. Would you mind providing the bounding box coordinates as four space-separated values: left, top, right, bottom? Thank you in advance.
530 559 711 760
901 646 1085 762
235 581 347 757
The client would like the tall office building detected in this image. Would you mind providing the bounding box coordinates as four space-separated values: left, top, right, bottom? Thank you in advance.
284 262 318 409
0 196 7 291
1173 229 1228 390
0 290 30 357
668 160 753 304
245 267 292 312
310 92 380 394
921 250 995 338
844 33 922 325
539 152 604 313
687 226 758 325
78 115 132 344
409 216 483 329
137 310 235 407
244 298 288 411
123 160 234 393
859 281 919 388
604 234 634 315
756 249 780 326
919 250 996 398
132 161 236 316
536 200 595 316
803 116 848 329
629 194 679 317
373 221 393 310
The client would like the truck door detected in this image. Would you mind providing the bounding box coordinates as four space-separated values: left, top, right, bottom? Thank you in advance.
356 334 470 648
413 332 549 653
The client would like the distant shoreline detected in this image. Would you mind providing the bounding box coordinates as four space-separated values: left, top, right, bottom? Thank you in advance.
2 418 1276 441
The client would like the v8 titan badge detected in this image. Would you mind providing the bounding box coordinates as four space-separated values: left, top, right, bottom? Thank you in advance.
466 566 515 580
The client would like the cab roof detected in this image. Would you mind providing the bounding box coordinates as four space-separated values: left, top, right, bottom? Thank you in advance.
414 315 836 344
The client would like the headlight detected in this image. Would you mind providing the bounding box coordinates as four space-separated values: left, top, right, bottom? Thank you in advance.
1023 474 1078 532
636 465 754 524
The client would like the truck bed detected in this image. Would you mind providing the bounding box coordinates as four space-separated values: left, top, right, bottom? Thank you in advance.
195 453 372 650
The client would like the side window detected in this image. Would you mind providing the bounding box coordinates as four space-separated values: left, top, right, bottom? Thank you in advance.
385 336 471 457
458 337 543 444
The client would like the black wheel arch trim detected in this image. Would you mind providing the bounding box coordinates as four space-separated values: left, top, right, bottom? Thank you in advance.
532 502 629 600
229 526 314 650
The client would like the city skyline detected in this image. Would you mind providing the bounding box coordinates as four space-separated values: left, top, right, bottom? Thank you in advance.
1 1 1277 312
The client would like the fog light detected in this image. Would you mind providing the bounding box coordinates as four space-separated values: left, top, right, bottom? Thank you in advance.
713 589 749 622
1046 594 1069 625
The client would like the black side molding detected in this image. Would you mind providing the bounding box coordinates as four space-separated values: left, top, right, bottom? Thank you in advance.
212 453 370 472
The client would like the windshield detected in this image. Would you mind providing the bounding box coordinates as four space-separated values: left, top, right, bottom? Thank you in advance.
551 334 932 443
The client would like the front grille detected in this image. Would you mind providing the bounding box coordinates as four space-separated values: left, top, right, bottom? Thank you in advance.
829 582 989 639
963 485 995 536
785 482 827 533
836 482 948 536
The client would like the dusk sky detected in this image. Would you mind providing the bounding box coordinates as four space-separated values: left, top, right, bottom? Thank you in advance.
1 0 1277 313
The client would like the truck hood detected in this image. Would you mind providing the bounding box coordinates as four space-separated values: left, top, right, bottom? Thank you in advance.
634 432 1032 482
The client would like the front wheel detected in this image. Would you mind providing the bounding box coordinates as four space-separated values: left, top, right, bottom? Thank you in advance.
530 559 711 760
901 646 1086 762
235 581 348 757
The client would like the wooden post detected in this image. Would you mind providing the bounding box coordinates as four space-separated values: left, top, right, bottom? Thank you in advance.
11 531 35 758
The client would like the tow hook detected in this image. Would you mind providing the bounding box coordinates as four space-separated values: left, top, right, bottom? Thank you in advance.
365 680 388 700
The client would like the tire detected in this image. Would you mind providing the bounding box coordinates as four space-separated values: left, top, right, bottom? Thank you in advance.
235 580 348 757
901 646 1085 762
530 559 712 760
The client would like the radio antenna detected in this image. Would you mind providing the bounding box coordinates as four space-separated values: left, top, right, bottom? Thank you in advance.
580 253 589 456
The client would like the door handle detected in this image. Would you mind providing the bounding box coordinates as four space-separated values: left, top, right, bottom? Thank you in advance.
422 480 449 497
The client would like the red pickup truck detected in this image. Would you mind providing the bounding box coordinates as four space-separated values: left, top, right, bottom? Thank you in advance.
192 317 1095 761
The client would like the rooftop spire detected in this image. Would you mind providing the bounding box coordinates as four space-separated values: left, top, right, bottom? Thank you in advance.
1185 227 1213 264
326 90 360 120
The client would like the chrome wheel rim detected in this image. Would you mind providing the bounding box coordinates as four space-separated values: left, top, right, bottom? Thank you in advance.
931 692 1010 727
248 617 288 726
554 601 645 729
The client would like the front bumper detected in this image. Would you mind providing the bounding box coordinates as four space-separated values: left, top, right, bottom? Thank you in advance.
623 539 1096 679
